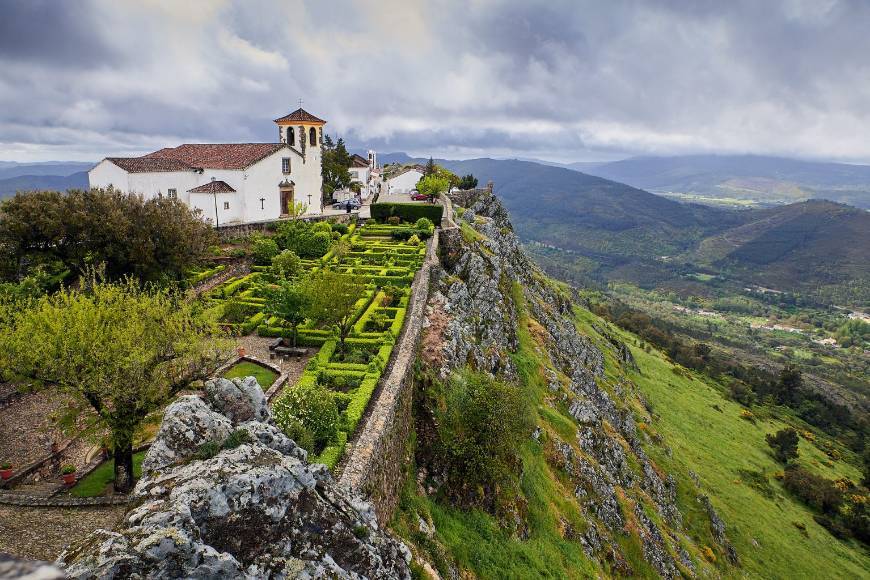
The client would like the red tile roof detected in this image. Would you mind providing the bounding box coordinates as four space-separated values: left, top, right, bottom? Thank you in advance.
106 157 196 173
273 108 326 124
350 154 369 168
188 180 236 194
145 143 287 170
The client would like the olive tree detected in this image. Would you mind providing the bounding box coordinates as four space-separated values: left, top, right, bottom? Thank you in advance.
264 279 310 347
0 277 230 492
305 270 366 354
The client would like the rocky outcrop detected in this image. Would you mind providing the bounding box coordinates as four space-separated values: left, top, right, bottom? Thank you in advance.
59 377 411 579
426 188 692 575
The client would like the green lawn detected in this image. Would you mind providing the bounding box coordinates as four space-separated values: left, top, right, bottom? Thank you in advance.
70 451 146 498
223 360 278 387
573 307 869 578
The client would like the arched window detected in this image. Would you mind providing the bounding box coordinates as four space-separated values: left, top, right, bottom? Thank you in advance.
309 127 317 147
287 127 295 146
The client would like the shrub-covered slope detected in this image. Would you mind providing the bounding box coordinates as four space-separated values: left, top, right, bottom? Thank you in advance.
395 189 869 578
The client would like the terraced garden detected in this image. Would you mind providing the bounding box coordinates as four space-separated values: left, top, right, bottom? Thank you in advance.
202 220 429 466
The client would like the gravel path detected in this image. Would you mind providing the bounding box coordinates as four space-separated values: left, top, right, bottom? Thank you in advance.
236 335 314 386
0 504 126 561
0 390 69 467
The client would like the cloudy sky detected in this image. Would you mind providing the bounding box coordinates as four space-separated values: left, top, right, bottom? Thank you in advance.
2 0 870 163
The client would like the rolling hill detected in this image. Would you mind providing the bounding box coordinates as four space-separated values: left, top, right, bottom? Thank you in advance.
580 154 870 209
0 171 89 199
438 158 868 304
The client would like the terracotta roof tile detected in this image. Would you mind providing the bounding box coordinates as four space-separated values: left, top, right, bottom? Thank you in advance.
146 143 286 170
106 157 195 173
273 108 326 124
188 180 236 193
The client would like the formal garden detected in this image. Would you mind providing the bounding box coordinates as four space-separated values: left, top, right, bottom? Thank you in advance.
193 203 441 467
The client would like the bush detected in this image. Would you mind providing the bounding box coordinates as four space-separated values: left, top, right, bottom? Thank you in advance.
371 202 443 224
251 236 279 265
414 217 434 232
311 221 332 233
387 216 401 226
390 228 416 241
331 223 349 236
273 382 340 452
275 222 333 259
766 428 800 463
782 465 844 514
271 249 302 278
407 234 421 246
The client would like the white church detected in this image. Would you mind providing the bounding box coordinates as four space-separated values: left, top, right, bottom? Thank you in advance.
89 108 329 226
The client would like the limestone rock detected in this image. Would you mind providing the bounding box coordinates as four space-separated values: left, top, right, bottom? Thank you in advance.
205 376 270 424
59 378 411 580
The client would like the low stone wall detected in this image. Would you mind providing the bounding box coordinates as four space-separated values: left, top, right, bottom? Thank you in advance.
337 230 439 525
215 213 356 241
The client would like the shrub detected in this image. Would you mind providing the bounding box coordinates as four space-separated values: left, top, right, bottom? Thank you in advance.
312 221 332 233
766 428 800 463
61 464 77 475
407 234 421 246
415 217 434 232
331 223 349 236
782 465 844 514
371 202 443 224
387 216 401 226
273 382 340 452
271 249 302 278
390 228 416 241
250 235 279 265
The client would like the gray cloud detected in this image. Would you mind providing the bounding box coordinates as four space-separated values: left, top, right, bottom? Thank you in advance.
1 0 870 163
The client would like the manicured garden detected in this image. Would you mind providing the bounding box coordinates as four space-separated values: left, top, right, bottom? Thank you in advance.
69 451 147 498
202 216 432 467
223 360 278 388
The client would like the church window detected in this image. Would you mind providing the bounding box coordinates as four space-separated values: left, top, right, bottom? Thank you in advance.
288 127 295 146
167 188 177 199
282 157 291 174
309 127 316 146
223 202 230 210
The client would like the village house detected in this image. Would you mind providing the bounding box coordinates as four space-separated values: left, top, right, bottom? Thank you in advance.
88 108 327 226
386 166 424 194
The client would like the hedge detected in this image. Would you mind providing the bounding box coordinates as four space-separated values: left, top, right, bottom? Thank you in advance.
316 430 348 469
371 202 443 223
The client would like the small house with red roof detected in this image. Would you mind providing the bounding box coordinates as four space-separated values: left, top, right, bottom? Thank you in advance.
88 108 327 226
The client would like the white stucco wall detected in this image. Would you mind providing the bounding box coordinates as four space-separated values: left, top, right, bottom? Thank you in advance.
87 142 324 225
387 170 423 193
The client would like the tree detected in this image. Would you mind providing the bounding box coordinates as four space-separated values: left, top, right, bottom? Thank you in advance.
264 279 310 347
766 428 800 463
417 175 449 203
0 276 229 492
250 235 279 265
321 136 353 204
777 364 803 405
424 156 437 176
304 270 366 354
458 174 478 190
0 188 216 285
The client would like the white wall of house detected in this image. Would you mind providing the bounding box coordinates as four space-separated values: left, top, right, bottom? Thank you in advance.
88 145 324 225
387 169 423 193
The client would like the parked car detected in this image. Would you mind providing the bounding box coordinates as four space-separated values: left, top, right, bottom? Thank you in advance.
410 191 429 201
332 199 361 210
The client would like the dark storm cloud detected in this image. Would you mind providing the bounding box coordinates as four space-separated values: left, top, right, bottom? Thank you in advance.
0 0 117 66
1 0 870 162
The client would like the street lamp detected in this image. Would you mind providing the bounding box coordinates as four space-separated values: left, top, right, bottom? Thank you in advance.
210 177 219 228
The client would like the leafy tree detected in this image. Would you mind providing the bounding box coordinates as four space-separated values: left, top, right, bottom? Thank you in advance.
275 220 333 259
304 270 366 354
766 428 800 463
273 382 339 453
0 276 229 492
417 175 449 203
321 136 353 204
458 174 478 189
271 249 303 279
0 188 216 285
264 279 310 347
777 364 803 405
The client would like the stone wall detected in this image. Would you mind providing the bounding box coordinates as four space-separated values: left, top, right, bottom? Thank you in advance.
337 229 440 526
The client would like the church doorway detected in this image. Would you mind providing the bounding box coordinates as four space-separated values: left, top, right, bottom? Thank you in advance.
279 181 295 216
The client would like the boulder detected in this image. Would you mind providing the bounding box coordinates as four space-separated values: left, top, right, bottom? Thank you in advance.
60 378 411 579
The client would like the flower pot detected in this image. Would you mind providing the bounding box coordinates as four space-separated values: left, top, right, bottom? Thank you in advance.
0 468 13 480
62 472 77 485
237 347 247 358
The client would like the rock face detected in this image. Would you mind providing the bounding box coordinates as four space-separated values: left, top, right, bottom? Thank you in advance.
59 377 411 579
424 189 703 576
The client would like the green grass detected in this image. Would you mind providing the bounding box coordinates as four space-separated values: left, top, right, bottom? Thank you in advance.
70 451 146 498
223 361 278 388
573 307 869 578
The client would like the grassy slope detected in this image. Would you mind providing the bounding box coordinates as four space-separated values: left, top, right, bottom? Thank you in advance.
70 451 146 498
223 361 278 387
573 308 869 578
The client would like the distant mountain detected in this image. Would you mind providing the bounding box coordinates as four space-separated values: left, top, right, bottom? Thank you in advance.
438 157 868 303
0 171 89 199
580 154 870 209
0 161 94 180
694 199 869 299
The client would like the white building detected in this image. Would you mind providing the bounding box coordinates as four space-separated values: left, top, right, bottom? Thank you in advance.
387 167 424 194
89 108 327 226
348 154 370 187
